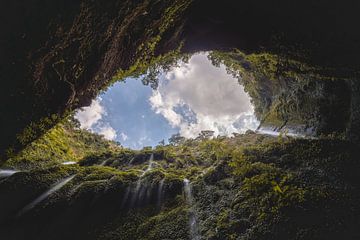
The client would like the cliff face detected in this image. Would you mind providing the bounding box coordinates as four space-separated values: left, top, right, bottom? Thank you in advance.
1 2 360 238
0 0 190 160
1 0 360 160
209 50 357 137
1 123 359 240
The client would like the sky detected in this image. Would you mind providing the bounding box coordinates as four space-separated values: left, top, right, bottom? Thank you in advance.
75 53 259 149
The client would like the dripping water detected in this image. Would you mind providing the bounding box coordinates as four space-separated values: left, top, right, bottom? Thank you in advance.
144 182 153 205
138 182 149 203
129 153 154 208
128 157 135 165
61 161 77 165
0 169 18 179
183 178 201 240
17 174 76 216
100 159 109 166
157 178 165 210
256 128 308 138
140 154 154 178
120 186 131 209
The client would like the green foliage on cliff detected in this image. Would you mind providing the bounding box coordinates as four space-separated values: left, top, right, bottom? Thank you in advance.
225 139 360 240
108 0 192 89
208 50 352 135
1 121 359 240
0 0 194 161
3 117 121 170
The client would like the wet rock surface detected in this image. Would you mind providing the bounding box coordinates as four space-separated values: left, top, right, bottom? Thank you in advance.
0 130 359 240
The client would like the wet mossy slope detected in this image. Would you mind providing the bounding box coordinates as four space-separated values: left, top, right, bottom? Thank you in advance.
0 123 359 240
1 2 360 238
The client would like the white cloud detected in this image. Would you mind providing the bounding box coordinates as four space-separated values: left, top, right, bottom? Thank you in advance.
120 132 129 141
98 125 117 140
150 91 182 127
137 135 150 147
75 98 117 141
75 98 105 129
149 53 259 138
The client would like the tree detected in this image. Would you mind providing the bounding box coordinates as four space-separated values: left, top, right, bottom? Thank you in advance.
168 133 185 146
196 130 215 140
158 139 165 146
66 115 81 129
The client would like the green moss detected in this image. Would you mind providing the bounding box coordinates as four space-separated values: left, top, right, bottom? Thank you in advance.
208 50 352 136
109 0 192 88
227 138 360 239
4 117 122 170
137 205 189 239
1 122 359 240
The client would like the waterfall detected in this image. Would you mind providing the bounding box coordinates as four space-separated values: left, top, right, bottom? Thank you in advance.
145 182 154 205
61 161 77 165
256 128 307 138
129 180 142 208
100 159 108 166
157 178 165 210
138 182 148 203
18 174 76 216
128 157 135 165
0 169 18 179
183 178 201 240
129 154 154 208
143 157 154 176
120 186 131 209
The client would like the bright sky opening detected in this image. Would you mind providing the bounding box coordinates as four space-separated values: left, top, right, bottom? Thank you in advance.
75 53 259 149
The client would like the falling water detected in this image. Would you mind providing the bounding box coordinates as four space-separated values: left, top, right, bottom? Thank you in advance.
157 178 165 210
142 156 154 176
61 161 77 165
183 178 201 240
129 154 154 208
138 183 148 203
0 169 18 179
256 128 307 138
128 157 135 165
144 182 153 205
100 159 109 166
120 186 131 209
18 174 76 216
129 181 142 208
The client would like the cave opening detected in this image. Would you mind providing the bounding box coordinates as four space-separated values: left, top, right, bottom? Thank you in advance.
1 1 360 240
74 52 259 149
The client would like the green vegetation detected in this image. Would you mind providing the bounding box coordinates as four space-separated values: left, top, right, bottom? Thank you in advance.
1 121 359 239
0 0 193 161
208 50 352 135
225 139 360 240
110 0 192 89
0 1 359 239
3 117 121 170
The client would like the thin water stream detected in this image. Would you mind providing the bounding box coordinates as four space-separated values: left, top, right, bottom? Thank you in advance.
183 178 201 240
157 178 165 210
256 127 310 138
61 161 77 165
0 169 18 179
17 175 76 216
129 154 155 208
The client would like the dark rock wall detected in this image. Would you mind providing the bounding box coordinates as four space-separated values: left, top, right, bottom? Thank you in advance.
0 0 190 160
1 134 360 240
1 0 360 160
